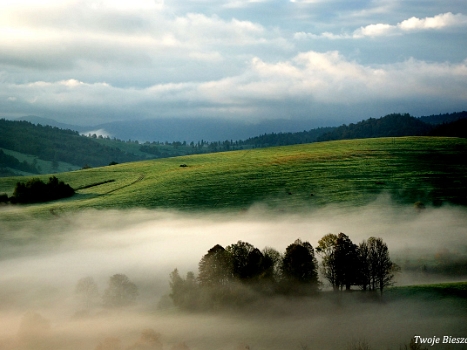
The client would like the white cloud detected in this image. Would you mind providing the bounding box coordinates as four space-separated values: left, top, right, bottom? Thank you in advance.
223 0 270 8
0 2 277 75
353 23 396 38
2 51 467 123
299 12 467 39
0 1 466 125
172 13 266 46
399 12 467 30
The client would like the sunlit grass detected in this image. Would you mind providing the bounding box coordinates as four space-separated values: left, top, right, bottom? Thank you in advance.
0 137 466 218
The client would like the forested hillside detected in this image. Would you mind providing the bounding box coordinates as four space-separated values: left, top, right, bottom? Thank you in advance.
0 119 146 172
315 112 467 143
419 111 467 125
429 118 467 138
316 114 432 142
2 112 467 177
236 126 335 147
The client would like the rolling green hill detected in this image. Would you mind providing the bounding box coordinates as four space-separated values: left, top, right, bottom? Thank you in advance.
0 137 466 218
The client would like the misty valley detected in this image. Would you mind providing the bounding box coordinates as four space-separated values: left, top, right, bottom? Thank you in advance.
0 203 466 350
2 0 467 348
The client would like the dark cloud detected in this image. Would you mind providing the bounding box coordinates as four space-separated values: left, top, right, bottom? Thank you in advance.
0 1 466 130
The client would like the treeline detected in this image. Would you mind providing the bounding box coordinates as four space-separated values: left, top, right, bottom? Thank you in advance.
316 112 467 142
2 176 75 204
169 233 397 311
317 113 432 142
419 111 467 125
236 127 335 148
428 117 467 138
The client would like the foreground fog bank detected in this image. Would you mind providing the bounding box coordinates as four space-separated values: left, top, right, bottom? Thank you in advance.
0 202 466 349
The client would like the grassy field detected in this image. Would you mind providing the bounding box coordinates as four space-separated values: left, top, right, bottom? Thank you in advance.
386 281 467 300
0 136 466 218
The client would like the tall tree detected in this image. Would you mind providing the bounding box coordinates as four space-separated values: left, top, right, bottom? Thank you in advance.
317 233 359 291
261 246 282 282
357 240 371 291
169 269 198 310
316 234 339 291
197 244 232 287
226 241 265 282
367 237 397 295
334 233 359 291
281 239 319 294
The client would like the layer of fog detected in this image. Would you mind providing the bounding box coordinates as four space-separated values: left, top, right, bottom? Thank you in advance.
0 200 466 349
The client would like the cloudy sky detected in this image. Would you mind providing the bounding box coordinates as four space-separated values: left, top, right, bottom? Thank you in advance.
1 0 466 128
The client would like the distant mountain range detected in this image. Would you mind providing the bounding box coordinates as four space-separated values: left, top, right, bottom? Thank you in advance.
1 111 466 177
18 111 467 143
18 116 326 143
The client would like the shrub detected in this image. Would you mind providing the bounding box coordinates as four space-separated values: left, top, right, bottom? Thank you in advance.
10 176 74 204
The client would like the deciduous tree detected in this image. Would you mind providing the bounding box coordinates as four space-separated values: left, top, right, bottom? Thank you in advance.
281 239 319 294
103 274 138 308
226 241 265 282
197 244 232 287
367 237 398 295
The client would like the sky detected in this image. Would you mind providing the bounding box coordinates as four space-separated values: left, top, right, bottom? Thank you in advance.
1 0 467 128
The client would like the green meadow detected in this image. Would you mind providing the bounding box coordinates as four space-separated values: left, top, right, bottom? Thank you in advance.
1 136 466 218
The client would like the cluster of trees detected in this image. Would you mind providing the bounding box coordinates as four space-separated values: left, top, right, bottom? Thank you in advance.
75 274 138 309
317 233 398 293
169 239 319 310
7 176 74 204
169 234 397 310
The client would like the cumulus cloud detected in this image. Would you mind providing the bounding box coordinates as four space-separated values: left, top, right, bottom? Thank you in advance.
399 12 467 30
0 1 466 125
298 12 467 39
2 49 466 124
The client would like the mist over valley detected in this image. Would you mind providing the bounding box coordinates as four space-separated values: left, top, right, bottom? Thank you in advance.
0 203 466 350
